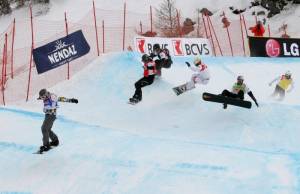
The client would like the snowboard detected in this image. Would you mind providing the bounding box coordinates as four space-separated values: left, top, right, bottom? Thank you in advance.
202 92 252 109
172 83 193 96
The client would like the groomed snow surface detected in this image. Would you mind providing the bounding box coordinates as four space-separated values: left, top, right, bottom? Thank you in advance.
0 53 300 194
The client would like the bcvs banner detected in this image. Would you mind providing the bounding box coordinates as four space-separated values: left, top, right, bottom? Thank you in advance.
33 30 90 74
249 36 300 57
134 37 212 57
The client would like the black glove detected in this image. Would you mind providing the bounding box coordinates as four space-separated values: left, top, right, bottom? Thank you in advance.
185 62 191 67
69 98 78 104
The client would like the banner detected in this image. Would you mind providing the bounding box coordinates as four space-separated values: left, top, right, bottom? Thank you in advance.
33 30 90 74
249 36 300 57
134 37 212 57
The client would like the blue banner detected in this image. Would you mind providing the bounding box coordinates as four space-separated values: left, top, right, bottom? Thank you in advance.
33 30 90 74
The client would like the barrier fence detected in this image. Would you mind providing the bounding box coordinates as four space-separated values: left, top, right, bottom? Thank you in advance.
0 1 283 105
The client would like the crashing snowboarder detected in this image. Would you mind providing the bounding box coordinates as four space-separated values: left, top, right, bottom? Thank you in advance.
150 43 172 76
221 75 259 109
173 57 210 95
269 71 294 101
129 54 157 105
36 88 78 154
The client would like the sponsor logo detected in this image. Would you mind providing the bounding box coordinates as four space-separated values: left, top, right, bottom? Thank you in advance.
136 38 146 53
48 40 77 65
283 42 299 56
185 44 210 55
265 39 280 57
172 40 184 56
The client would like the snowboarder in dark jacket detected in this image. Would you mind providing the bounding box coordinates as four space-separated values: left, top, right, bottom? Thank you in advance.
150 44 172 76
221 75 259 109
129 54 157 104
38 89 78 153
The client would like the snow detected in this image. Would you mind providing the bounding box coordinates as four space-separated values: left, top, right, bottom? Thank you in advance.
1 0 300 194
1 52 300 194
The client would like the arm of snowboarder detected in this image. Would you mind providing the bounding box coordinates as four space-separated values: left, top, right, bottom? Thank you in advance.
269 76 280 86
58 97 78 104
287 80 295 93
247 91 259 107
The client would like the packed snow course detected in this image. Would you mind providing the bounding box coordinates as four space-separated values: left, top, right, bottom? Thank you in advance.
0 52 300 194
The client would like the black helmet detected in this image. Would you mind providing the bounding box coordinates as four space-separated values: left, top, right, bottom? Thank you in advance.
141 54 152 62
39 88 47 98
153 44 160 50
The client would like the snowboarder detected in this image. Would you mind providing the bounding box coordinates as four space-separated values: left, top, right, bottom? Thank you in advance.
269 71 294 101
221 75 259 109
129 54 156 104
37 88 78 153
173 57 210 95
150 43 172 76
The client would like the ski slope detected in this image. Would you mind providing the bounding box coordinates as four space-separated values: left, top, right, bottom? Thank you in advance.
0 53 300 194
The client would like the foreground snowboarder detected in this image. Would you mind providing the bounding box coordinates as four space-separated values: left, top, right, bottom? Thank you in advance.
269 71 294 101
173 57 210 95
203 75 259 109
221 75 259 109
129 54 156 105
35 88 78 154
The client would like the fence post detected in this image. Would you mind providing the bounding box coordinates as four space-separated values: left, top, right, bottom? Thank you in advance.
2 43 6 105
92 1 100 56
268 24 271 37
102 20 105 53
176 9 182 37
205 15 216 56
140 21 143 34
64 12 70 80
26 5 34 102
222 12 233 56
11 18 15 79
239 14 246 56
150 6 153 33
242 15 248 37
122 3 126 51
4 34 7 80
201 13 208 39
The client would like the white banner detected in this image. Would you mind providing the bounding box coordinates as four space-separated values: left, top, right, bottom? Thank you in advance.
134 37 212 57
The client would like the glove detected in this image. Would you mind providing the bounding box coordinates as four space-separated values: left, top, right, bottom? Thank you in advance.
254 101 259 107
185 62 191 67
69 98 78 104
268 82 272 87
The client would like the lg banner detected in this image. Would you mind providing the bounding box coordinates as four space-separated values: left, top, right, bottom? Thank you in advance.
134 37 212 57
249 36 300 57
33 30 90 74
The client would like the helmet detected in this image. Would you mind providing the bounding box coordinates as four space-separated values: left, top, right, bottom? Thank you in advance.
237 75 244 81
285 71 291 78
141 54 152 62
194 57 201 65
153 44 160 51
39 88 47 98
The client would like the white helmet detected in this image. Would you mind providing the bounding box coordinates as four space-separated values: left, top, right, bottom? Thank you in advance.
285 71 292 78
194 57 201 65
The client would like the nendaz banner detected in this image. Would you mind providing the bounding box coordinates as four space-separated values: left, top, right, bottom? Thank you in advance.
134 37 212 56
33 30 90 74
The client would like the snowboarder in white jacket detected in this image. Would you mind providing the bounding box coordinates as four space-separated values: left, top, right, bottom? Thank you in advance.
38 89 78 153
185 57 210 90
269 71 294 101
